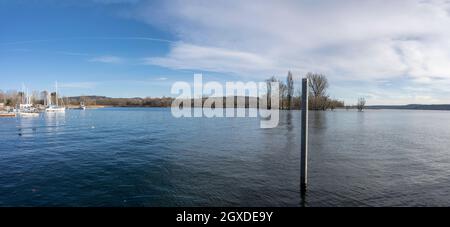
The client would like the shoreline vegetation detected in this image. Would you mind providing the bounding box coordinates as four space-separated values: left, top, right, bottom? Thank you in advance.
64 102 450 111
1 72 450 111
0 72 346 111
2 94 450 111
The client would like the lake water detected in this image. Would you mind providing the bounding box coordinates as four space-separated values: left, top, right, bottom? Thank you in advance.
0 108 449 206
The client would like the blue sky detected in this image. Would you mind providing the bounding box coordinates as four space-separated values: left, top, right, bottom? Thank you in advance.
2 0 450 105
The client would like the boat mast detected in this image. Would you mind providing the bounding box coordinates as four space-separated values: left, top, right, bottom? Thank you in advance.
46 91 52 106
55 81 59 107
21 83 25 105
26 88 30 105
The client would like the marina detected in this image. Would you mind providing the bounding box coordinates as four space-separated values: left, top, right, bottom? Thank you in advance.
0 82 81 118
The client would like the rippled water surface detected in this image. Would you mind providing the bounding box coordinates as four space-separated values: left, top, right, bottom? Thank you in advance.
1 108 449 206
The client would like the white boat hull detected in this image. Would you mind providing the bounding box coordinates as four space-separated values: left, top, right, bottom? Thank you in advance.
45 107 66 113
19 112 40 117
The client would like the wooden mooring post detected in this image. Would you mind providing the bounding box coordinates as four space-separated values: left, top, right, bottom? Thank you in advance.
301 78 308 194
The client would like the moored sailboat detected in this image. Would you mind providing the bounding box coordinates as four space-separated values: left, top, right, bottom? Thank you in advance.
78 102 86 110
17 85 40 117
45 81 66 113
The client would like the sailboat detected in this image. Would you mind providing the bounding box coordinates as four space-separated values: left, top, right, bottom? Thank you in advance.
19 111 39 117
78 102 86 110
45 81 66 113
18 85 39 117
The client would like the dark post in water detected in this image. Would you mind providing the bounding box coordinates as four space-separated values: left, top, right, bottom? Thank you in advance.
301 78 308 194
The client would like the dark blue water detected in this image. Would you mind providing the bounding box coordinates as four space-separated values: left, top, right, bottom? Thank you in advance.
1 108 449 206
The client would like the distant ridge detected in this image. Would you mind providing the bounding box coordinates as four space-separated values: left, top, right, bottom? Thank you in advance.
367 104 450 111
66 96 450 110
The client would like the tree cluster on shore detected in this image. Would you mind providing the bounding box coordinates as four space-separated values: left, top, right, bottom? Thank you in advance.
265 72 345 110
0 90 43 108
356 97 366 112
0 90 174 108
66 96 174 107
1 72 353 111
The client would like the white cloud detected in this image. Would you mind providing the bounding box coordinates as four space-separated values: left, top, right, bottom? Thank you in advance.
89 55 123 64
129 0 450 104
156 77 168 81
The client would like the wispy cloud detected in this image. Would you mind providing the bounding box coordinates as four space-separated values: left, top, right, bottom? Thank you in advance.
89 55 123 64
156 77 168 81
55 51 91 56
0 36 174 46
59 82 97 89
144 43 282 77
92 0 141 4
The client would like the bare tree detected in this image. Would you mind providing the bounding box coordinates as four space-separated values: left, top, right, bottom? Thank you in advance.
32 90 39 104
279 82 287 109
51 92 57 105
357 97 366 112
265 76 278 109
286 71 294 110
329 99 345 111
40 91 48 106
2 90 18 107
306 73 330 110
18 91 25 105
306 72 328 98
0 90 4 103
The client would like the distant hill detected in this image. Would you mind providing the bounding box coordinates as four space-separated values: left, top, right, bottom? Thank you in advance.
66 96 173 107
67 96 450 110
65 96 272 108
367 104 450 111
66 96 261 108
67 96 108 101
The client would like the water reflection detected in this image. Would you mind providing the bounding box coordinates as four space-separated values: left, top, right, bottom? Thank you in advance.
286 111 293 131
300 185 307 207
17 116 38 138
310 111 327 129
44 112 66 133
